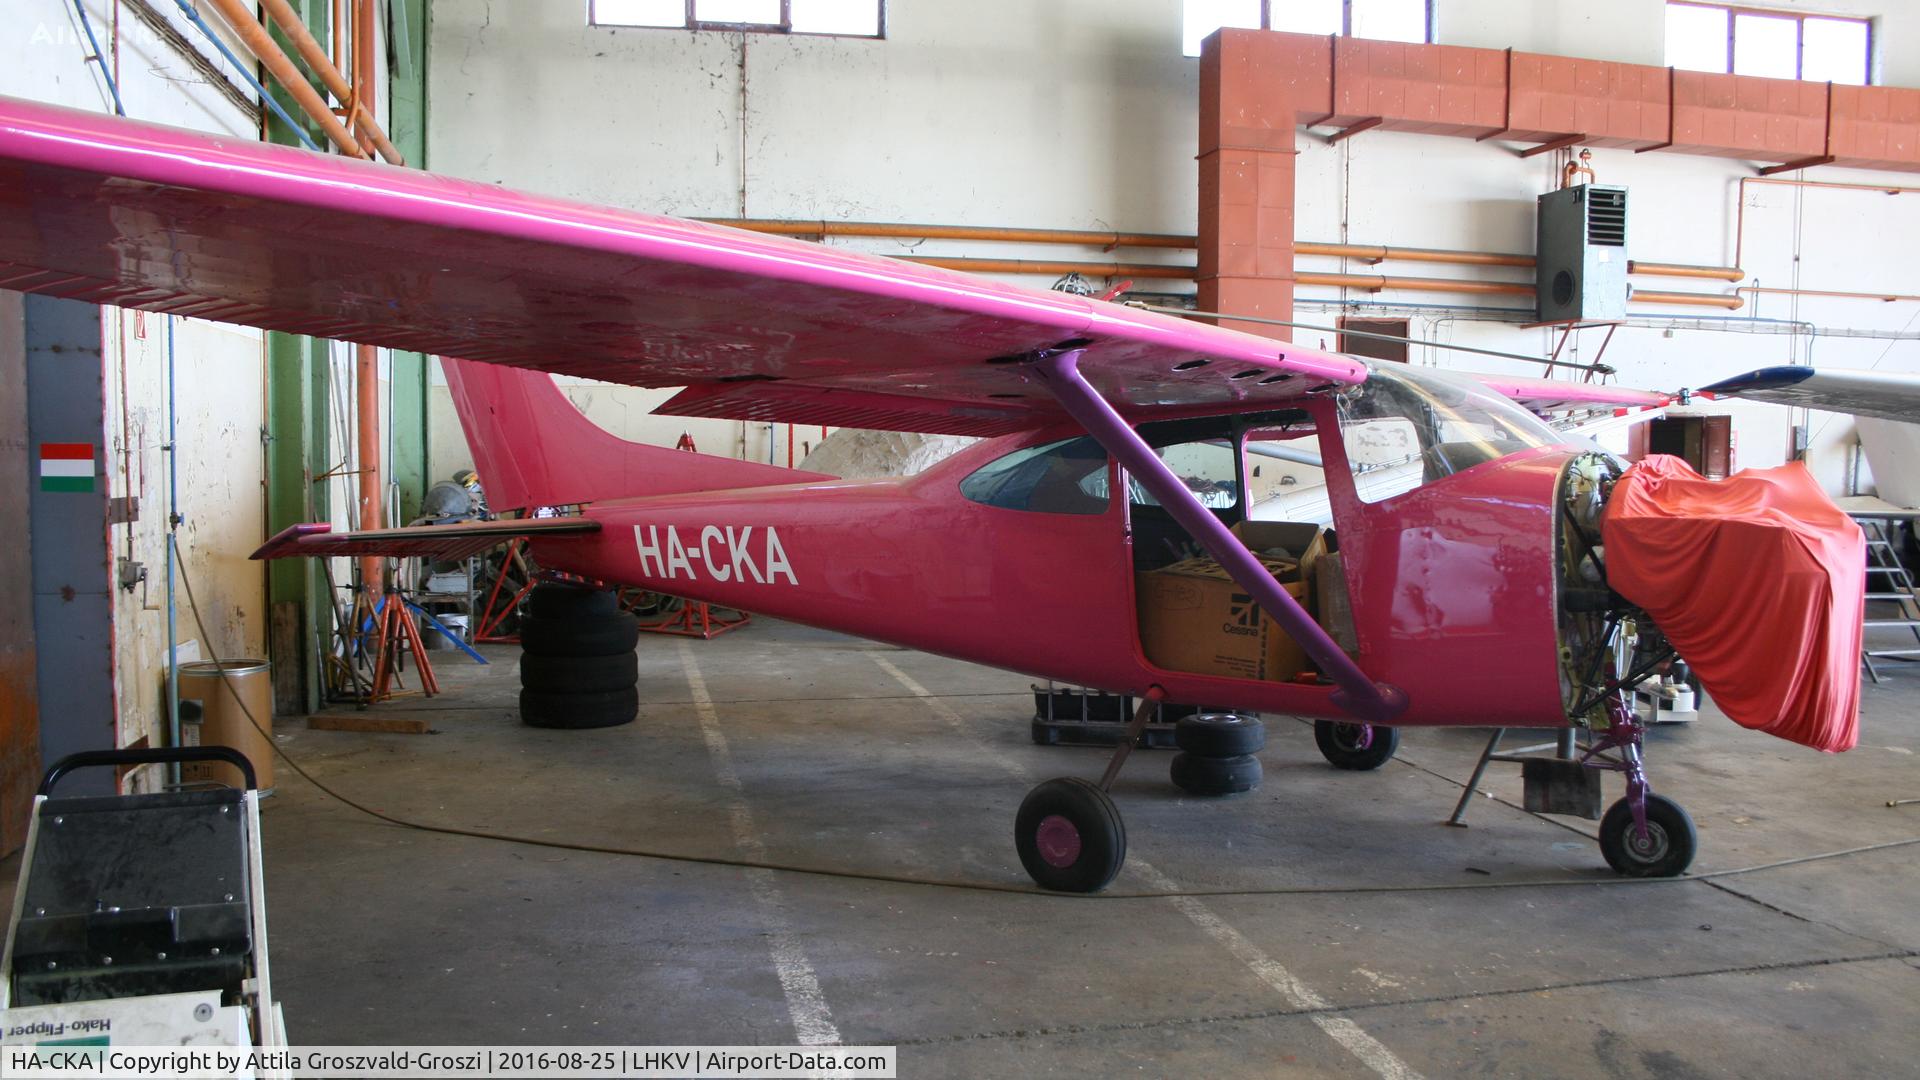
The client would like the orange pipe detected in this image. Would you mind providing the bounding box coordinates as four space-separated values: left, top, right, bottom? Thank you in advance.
1629 289 1745 310
902 258 1529 290
1626 261 1746 282
1295 272 1535 296
897 256 1193 279
715 219 1744 282
1746 177 1920 196
718 219 1195 249
901 255 1746 309
352 0 382 587
202 0 366 158
1296 242 1534 268
352 0 376 158
258 0 404 165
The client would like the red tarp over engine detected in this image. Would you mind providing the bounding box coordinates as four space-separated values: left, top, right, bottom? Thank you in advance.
1602 455 1863 752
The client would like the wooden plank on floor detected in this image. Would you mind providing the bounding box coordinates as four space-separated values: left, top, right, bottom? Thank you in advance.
270 601 304 717
307 714 432 734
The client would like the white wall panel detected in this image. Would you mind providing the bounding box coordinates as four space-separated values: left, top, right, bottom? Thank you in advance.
437 1 1919 496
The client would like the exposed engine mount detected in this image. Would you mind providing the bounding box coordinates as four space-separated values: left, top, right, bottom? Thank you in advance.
1555 452 1679 727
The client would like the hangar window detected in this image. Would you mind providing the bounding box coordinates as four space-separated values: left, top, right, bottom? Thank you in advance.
1182 0 1432 58
960 437 1111 516
1666 2 1871 85
592 0 885 38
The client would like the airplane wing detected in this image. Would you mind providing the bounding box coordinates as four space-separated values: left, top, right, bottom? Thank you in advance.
1471 374 1670 415
1700 367 1920 424
0 95 1364 437
250 518 599 561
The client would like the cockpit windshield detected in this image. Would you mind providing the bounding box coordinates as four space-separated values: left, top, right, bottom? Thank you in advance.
1335 362 1562 504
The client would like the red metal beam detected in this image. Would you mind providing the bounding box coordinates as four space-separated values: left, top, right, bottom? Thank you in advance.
1758 155 1836 177
1325 116 1382 144
1519 133 1586 158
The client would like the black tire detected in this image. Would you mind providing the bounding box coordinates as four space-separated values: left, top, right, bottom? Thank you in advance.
520 650 639 693
1598 794 1697 877
519 686 638 730
1169 752 1262 796
527 583 619 621
1014 777 1127 893
518 613 639 657
1314 720 1400 770
1174 713 1265 757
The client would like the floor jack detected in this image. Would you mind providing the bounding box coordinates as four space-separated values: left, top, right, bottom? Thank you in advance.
0 748 286 1067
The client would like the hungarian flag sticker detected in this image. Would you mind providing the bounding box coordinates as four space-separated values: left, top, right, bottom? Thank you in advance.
39 442 96 493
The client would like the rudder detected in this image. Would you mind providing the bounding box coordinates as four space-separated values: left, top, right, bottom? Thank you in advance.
442 358 832 512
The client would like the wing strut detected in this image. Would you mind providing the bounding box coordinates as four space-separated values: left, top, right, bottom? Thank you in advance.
1027 350 1408 723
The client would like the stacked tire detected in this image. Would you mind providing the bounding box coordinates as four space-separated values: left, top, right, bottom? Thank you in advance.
1169 713 1264 796
518 584 639 729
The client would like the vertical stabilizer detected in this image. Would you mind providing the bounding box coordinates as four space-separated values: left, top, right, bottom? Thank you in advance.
441 359 833 512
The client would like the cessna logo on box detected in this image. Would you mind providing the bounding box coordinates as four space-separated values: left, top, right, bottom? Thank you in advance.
1224 592 1260 636
634 524 799 585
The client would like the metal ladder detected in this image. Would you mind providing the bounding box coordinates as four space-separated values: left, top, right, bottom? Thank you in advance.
1858 515 1920 682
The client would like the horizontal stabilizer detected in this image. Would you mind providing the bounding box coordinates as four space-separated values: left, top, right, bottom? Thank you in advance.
250 518 600 561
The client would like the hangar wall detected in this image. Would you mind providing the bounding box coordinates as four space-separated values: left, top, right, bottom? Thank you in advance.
5 1 274 773
426 0 1920 496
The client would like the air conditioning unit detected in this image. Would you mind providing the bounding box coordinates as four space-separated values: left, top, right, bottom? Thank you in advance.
1535 185 1628 322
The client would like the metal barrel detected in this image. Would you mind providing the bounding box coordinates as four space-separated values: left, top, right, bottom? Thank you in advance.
175 659 273 791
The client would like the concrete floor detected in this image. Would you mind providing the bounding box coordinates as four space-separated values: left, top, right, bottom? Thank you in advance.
151 622 1920 1073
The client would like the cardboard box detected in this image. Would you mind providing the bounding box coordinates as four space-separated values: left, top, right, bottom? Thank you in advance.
1231 519 1328 614
1230 520 1327 582
1136 555 1312 682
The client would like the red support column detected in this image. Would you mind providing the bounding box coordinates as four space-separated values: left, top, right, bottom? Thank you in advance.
1198 30 1298 342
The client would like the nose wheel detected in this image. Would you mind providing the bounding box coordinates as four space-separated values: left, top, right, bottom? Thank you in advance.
1599 792 1696 877
1583 695 1697 878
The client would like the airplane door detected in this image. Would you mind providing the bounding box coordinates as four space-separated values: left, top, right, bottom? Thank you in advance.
1305 385 1571 727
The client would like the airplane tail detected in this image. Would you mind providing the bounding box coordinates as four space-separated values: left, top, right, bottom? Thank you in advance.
442 359 833 513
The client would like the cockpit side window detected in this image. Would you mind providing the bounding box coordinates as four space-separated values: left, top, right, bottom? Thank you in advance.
959 436 1111 515
1244 422 1332 525
1128 439 1240 509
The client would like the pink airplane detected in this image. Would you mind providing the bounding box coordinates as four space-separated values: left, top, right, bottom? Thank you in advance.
0 96 1864 892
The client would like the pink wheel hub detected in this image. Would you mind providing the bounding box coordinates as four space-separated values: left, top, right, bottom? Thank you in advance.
1034 814 1081 868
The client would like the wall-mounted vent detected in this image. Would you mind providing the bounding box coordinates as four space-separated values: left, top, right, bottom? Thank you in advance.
1536 184 1630 322
1586 188 1627 246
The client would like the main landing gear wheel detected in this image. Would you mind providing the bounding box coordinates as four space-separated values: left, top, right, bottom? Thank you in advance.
1015 777 1127 893
1314 719 1400 770
1599 794 1697 877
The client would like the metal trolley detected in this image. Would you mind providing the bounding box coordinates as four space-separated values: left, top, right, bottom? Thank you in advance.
0 747 286 1061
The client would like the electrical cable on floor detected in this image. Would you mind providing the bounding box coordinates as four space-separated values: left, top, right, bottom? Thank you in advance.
174 547 1920 900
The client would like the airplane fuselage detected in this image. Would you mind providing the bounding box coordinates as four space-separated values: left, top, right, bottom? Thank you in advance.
528 417 1577 729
